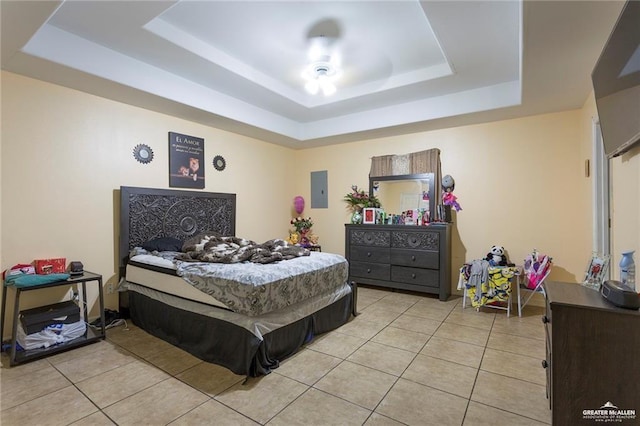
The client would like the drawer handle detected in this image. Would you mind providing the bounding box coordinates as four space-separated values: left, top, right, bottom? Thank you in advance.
367 252 372 257
411 255 416 261
541 360 548 369
541 316 549 324
411 273 416 279
367 268 371 273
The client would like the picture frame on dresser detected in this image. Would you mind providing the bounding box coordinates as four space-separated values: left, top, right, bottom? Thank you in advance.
582 252 609 290
362 208 376 224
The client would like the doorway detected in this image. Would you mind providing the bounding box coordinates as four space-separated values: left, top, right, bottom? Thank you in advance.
592 121 610 267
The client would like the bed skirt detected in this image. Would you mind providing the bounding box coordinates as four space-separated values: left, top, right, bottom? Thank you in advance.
129 285 355 377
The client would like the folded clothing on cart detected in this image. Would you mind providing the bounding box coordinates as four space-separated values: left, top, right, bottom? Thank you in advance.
16 320 86 350
4 273 70 288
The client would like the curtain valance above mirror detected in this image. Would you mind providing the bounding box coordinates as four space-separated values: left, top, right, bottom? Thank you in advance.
370 148 442 202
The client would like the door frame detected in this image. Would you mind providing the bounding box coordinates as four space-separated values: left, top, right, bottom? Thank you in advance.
592 120 610 267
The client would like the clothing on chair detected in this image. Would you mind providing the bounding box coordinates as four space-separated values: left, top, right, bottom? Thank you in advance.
460 261 518 308
468 259 489 303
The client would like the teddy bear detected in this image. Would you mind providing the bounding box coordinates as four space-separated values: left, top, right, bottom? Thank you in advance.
486 245 508 267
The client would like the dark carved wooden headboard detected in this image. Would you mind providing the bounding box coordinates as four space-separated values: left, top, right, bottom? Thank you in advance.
119 186 236 274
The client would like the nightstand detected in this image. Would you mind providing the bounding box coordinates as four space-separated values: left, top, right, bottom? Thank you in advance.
1 271 105 366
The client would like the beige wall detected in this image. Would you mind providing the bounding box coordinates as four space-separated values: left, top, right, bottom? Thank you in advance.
2 71 639 336
0 72 296 325
580 93 640 281
610 147 640 275
297 110 593 297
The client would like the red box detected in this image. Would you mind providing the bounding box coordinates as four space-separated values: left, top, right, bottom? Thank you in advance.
34 258 66 275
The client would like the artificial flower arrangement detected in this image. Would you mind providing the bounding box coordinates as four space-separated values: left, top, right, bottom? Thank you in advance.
290 216 313 232
288 217 318 247
343 185 381 211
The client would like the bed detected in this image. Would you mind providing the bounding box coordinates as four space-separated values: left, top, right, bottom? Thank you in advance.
119 186 357 377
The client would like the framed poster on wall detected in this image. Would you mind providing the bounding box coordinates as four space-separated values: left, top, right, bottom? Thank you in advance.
169 132 205 189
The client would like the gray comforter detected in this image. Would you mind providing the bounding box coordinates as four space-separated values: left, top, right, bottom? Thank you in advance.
129 237 348 316
177 236 309 264
176 252 348 316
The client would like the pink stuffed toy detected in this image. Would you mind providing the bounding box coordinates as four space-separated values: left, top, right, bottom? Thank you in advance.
443 192 462 212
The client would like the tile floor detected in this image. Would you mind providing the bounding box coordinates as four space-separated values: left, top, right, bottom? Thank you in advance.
0 286 551 425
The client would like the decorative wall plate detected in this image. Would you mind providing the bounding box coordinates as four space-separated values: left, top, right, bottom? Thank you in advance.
133 144 154 164
213 155 226 171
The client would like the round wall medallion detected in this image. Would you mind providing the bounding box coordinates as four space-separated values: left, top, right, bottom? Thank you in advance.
133 144 154 164
213 155 226 171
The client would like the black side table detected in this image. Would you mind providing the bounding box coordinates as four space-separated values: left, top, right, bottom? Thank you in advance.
1 271 105 366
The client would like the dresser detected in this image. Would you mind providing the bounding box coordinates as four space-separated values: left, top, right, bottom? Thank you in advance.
345 224 451 300
543 281 640 424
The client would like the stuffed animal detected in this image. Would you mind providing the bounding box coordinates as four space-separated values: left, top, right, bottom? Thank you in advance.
441 174 462 211
287 232 299 245
486 245 508 266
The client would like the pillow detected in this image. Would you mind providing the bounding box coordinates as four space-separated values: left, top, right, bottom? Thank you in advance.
141 237 183 252
130 254 176 270
182 231 221 252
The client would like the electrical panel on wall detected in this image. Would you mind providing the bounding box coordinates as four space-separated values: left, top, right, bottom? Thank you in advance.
310 170 328 208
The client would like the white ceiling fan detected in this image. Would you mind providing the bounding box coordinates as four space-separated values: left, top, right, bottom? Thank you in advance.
301 36 342 96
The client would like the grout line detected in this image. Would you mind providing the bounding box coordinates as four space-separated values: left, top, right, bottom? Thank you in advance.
459 308 495 424
1 292 550 425
169 399 212 424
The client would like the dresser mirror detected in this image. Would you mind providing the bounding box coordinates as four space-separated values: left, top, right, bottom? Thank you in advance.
369 173 435 220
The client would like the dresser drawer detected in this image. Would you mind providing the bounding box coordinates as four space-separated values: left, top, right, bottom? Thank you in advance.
391 230 439 250
350 261 391 281
350 246 390 263
350 229 390 247
391 266 439 287
390 249 438 269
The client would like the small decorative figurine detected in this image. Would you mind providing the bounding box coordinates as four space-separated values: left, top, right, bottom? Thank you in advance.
442 174 462 212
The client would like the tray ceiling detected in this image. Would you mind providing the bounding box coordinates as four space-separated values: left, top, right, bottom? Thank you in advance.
0 1 625 148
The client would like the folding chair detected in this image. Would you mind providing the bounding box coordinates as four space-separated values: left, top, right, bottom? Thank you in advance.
516 250 552 317
461 263 517 317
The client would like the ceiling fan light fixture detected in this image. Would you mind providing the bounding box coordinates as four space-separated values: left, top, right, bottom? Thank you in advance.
305 79 320 95
303 59 340 96
321 81 336 96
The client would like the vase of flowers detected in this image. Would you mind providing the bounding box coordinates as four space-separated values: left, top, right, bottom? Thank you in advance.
344 185 380 224
291 216 313 232
290 217 313 246
351 208 363 224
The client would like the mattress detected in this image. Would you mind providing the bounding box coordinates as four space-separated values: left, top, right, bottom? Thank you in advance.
127 249 349 316
125 263 228 309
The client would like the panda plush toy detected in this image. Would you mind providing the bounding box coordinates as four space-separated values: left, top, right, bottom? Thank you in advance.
486 245 508 267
